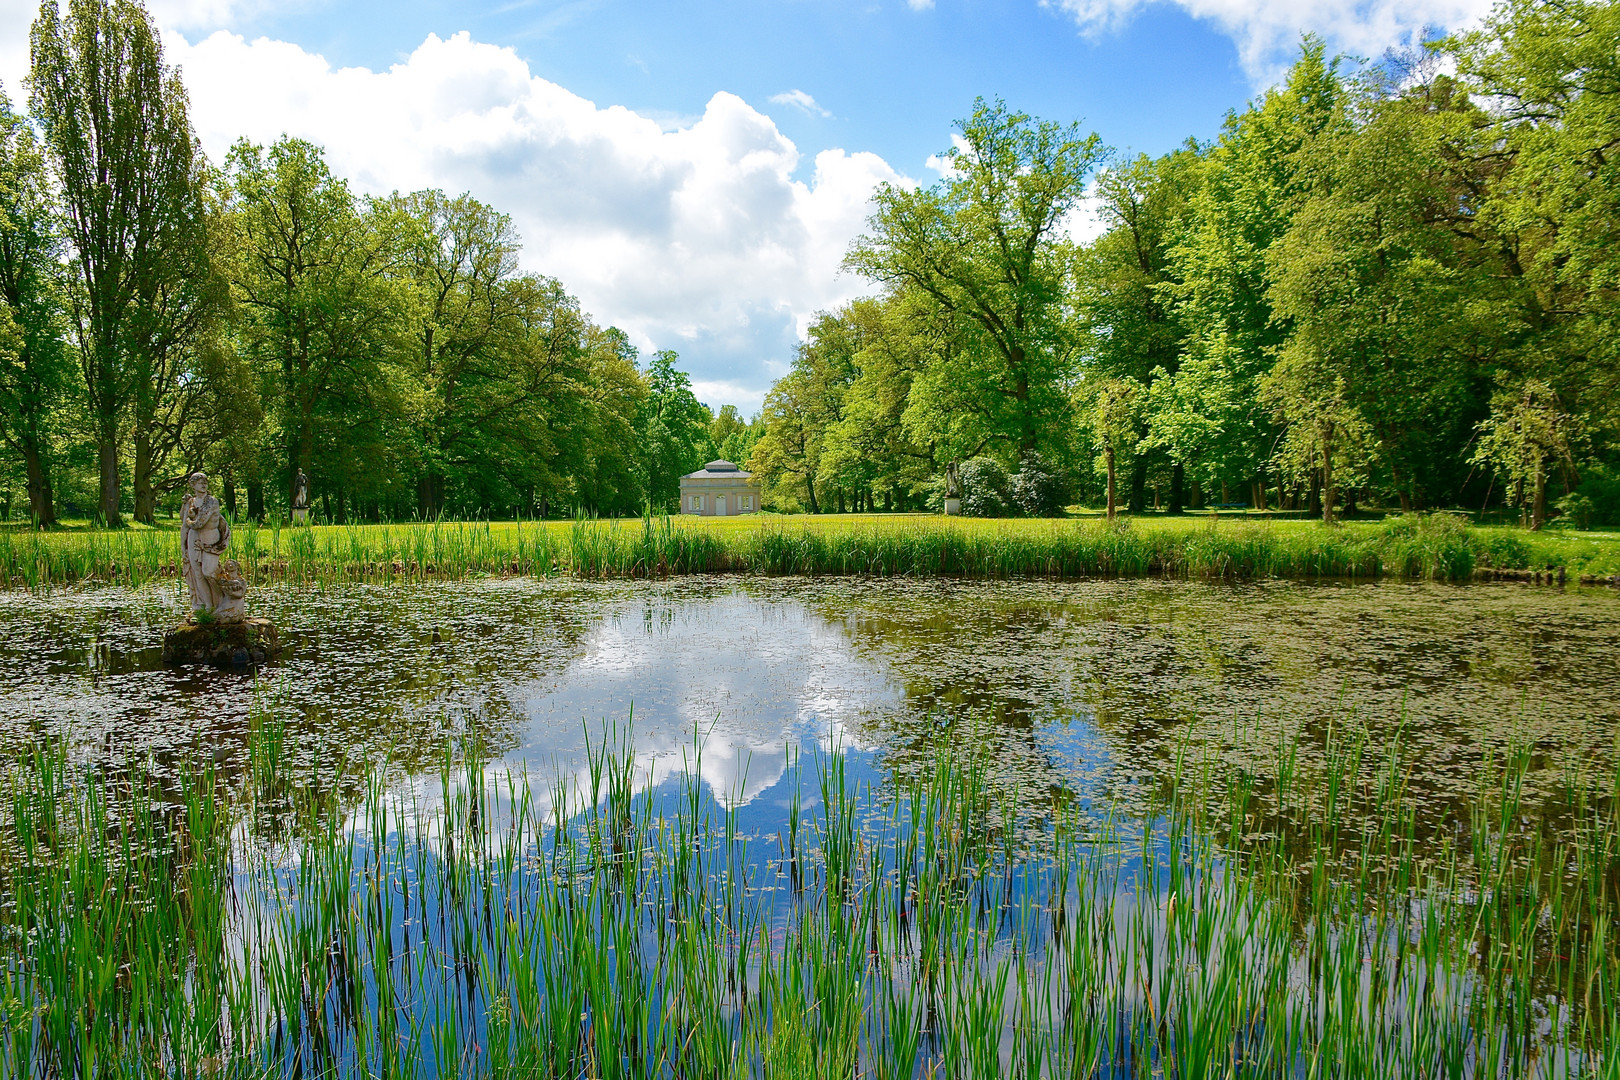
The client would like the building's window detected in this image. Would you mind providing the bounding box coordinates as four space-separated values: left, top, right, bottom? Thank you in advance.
742 496 752 510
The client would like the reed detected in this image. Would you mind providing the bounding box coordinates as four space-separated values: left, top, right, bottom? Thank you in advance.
0 707 1615 1078
3 511 1610 589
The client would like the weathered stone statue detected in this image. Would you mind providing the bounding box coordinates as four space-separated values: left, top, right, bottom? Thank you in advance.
164 472 278 668
182 471 232 618
291 468 310 523
944 462 962 516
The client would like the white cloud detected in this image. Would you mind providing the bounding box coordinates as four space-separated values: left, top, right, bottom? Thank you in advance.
1059 188 1110 245
769 88 833 119
906 0 936 10
0 0 266 103
1046 0 1494 79
161 29 907 412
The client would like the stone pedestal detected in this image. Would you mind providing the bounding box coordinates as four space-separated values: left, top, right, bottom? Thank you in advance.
162 617 279 669
944 497 961 516
291 507 309 524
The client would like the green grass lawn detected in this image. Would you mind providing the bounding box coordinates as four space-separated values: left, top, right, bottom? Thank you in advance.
1 510 1616 587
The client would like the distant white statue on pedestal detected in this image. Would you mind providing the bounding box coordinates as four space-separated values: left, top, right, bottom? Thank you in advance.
181 471 239 621
291 468 310 524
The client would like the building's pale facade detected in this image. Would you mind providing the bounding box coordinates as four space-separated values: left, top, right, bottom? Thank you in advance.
679 460 762 516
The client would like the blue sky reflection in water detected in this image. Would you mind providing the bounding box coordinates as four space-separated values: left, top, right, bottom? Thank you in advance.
1 575 1617 826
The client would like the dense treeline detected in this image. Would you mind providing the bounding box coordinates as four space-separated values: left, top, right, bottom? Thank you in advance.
751 1 1620 527
3 0 1616 529
0 0 763 526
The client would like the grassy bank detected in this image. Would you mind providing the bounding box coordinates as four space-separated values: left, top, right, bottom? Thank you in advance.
0 514 1613 592
0 513 1617 589
1 717 1615 1077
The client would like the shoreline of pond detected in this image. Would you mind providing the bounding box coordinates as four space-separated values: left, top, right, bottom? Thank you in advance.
2 513 1619 590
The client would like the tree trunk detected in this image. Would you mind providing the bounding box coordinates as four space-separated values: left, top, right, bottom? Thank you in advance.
1127 455 1148 514
22 441 56 528
1105 445 1117 521
1320 424 1337 526
418 473 441 520
133 428 157 525
1168 462 1185 515
1532 461 1547 530
97 416 122 527
222 472 237 519
247 480 265 523
805 474 819 514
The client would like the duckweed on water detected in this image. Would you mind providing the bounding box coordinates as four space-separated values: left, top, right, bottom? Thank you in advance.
2 513 1614 589
1 712 1616 1078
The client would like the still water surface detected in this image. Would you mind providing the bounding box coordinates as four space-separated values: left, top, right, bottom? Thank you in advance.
0 576 1615 821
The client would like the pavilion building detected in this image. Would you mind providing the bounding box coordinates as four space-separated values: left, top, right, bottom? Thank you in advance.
679 460 762 516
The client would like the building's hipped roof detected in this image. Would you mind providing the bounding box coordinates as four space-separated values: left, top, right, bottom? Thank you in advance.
682 460 755 480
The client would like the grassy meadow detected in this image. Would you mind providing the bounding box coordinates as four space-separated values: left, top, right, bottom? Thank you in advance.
1 712 1615 1077
1 511 1617 589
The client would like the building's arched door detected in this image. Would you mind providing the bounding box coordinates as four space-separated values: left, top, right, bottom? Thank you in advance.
715 495 727 516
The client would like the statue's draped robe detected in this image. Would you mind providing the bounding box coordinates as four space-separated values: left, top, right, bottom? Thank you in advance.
182 494 231 616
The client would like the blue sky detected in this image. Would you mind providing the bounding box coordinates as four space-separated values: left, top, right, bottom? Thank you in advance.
210 0 1257 170
0 0 1494 410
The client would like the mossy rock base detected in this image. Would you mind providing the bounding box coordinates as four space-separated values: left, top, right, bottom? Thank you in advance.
162 618 279 669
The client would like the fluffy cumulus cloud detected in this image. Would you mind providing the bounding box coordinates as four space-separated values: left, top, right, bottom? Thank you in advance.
161 30 905 408
0 0 260 104
1047 0 1495 78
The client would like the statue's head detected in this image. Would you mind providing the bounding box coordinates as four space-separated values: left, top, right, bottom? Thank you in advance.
188 472 209 496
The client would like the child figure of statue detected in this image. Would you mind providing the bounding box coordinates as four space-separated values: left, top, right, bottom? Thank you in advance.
181 472 232 618
215 559 248 622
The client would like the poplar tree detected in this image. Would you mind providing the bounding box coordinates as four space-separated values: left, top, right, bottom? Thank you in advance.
0 91 71 527
30 0 215 525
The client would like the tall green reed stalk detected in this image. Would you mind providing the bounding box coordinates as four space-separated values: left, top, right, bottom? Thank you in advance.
0 513 1578 591
0 712 1615 1077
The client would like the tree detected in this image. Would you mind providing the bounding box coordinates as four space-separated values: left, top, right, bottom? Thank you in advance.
752 367 824 512
566 326 646 516
1263 369 1376 524
0 91 72 527
636 350 712 512
1471 380 1580 529
401 190 521 516
1266 69 1504 513
1076 146 1199 512
226 137 411 517
1152 42 1344 509
30 0 218 524
1086 377 1140 520
848 99 1104 461
1450 0 1620 482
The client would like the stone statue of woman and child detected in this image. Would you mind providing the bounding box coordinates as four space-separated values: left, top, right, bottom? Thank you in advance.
161 471 279 668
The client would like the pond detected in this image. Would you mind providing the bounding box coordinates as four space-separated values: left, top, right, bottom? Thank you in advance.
6 575 1620 1076
1 574 1615 826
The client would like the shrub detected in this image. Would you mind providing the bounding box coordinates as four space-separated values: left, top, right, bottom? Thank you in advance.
957 457 1010 517
1010 452 1066 517
1555 492 1596 530
1567 465 1620 526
